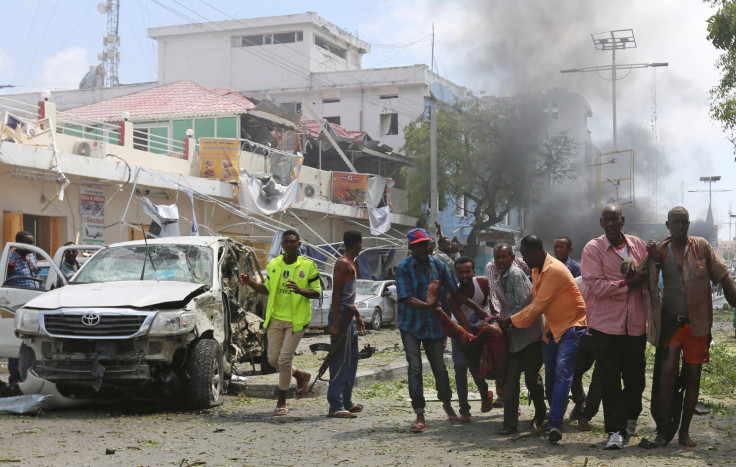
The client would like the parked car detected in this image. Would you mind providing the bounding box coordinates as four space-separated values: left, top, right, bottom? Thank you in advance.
12 236 262 409
0 243 104 359
308 273 333 329
308 277 396 331
355 280 396 330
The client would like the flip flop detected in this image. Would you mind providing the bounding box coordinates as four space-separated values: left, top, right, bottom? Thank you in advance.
295 372 311 400
447 414 460 425
458 414 471 423
410 422 427 433
328 410 357 419
272 407 288 416
347 403 364 413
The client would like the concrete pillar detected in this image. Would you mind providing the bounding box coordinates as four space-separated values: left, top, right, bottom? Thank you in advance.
37 100 56 131
118 120 133 147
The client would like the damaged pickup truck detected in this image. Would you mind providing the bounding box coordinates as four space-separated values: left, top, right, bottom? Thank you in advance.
13 236 265 409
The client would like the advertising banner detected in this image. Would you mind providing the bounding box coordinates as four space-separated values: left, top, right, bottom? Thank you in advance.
80 181 105 244
331 172 368 206
199 138 240 182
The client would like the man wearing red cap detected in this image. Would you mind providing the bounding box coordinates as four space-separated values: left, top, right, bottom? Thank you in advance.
396 228 485 433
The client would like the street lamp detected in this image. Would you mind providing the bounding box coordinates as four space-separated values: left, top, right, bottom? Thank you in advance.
561 29 668 150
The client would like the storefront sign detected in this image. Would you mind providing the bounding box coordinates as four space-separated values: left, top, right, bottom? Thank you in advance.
81 181 105 244
331 172 368 206
199 138 240 182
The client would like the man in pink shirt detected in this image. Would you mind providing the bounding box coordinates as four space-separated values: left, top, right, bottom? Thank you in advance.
581 204 649 450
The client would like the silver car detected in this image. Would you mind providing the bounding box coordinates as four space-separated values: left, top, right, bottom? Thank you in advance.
355 280 396 330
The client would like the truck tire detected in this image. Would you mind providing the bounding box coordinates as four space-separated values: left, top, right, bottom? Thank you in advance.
187 339 224 409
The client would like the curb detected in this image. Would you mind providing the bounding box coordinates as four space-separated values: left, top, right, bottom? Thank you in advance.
228 354 454 399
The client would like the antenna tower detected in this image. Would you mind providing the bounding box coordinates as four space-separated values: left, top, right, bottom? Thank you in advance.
98 1 121 87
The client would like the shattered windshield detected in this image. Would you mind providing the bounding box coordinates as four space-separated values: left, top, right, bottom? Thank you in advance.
73 244 213 285
355 280 381 296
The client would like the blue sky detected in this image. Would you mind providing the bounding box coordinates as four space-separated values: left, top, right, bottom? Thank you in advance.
2 0 736 238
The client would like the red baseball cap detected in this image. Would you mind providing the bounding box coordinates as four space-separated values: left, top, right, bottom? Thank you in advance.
407 228 431 245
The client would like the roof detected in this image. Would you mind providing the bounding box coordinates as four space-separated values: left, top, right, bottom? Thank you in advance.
59 80 256 123
299 117 366 143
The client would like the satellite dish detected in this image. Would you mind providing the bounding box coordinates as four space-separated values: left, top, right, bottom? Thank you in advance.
97 2 108 14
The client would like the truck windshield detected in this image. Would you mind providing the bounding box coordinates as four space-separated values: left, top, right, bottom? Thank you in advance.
73 244 213 285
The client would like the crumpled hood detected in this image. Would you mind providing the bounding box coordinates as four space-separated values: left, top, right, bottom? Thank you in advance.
25 281 207 310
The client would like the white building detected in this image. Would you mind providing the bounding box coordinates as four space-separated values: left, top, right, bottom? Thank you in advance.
148 12 465 151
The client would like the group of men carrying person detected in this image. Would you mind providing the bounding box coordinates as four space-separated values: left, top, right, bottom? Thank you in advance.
232 203 735 451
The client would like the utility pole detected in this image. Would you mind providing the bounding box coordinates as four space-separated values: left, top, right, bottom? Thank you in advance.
688 176 731 210
430 103 438 237
561 29 668 151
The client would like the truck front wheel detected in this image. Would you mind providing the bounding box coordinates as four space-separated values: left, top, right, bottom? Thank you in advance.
187 339 224 409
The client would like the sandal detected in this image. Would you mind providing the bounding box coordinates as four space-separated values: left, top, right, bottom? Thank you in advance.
458 414 471 423
481 398 493 413
410 422 427 433
272 407 288 416
347 403 364 413
328 410 357 419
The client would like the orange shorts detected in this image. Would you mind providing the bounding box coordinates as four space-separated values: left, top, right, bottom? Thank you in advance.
666 323 709 364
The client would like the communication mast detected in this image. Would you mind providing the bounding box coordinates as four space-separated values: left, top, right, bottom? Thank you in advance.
97 0 121 87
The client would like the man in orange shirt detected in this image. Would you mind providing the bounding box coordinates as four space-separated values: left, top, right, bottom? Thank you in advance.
500 235 587 444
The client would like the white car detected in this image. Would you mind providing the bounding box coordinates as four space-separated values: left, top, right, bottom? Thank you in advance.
355 280 396 330
308 273 333 329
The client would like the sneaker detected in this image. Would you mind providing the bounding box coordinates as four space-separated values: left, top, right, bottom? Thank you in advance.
626 419 638 437
605 432 624 450
547 427 562 443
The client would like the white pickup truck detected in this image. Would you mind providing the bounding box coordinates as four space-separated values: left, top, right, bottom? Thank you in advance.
10 236 262 409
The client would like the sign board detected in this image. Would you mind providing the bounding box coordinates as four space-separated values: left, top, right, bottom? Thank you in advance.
331 172 368 206
80 181 105 244
199 138 240 182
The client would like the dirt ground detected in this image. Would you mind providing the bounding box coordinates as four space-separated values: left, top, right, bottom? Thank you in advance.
0 314 735 466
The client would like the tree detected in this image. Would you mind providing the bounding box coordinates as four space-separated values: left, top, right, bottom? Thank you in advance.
402 96 578 259
706 0 736 135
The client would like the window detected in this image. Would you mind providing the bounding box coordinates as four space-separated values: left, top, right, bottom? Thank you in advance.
324 116 341 125
240 31 302 47
380 113 398 136
280 102 302 114
314 35 347 59
380 94 399 100
322 97 340 104
133 128 149 151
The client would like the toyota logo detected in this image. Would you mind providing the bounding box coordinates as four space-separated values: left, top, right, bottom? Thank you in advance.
81 313 101 326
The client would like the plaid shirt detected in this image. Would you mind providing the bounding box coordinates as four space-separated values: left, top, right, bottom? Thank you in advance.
396 254 458 339
6 250 40 289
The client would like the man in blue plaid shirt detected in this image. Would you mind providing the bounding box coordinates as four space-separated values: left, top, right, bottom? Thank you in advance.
397 228 486 433
6 231 40 289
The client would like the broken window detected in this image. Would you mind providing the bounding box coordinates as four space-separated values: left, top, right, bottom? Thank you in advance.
133 128 149 151
324 116 341 125
314 35 347 59
380 113 398 135
279 102 302 114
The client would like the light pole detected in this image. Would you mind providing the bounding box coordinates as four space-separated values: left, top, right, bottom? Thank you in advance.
561 29 668 150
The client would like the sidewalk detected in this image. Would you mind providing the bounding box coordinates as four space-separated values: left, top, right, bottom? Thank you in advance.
228 354 453 398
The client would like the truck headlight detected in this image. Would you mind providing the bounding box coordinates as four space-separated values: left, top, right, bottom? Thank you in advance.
149 310 197 335
15 309 42 335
